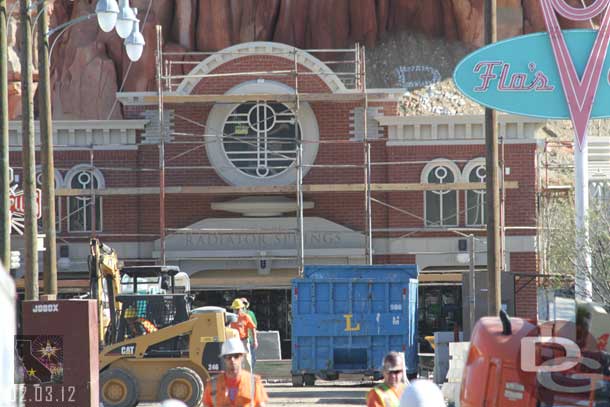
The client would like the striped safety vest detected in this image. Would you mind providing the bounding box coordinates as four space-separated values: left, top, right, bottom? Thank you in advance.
372 383 403 407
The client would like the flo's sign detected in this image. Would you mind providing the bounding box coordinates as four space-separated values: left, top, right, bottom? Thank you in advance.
454 0 610 148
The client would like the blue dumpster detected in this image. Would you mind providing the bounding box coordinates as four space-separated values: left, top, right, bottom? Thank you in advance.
291 264 419 386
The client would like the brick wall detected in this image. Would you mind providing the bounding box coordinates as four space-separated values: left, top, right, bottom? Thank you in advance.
10 53 539 267
511 251 538 319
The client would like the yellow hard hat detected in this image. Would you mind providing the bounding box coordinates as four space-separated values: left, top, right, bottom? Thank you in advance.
231 298 244 310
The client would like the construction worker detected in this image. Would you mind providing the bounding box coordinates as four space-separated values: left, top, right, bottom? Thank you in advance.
203 337 268 407
399 380 445 407
230 298 258 371
124 305 157 337
367 352 408 407
240 297 258 368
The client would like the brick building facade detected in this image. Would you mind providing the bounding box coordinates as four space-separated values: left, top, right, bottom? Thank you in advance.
10 42 542 354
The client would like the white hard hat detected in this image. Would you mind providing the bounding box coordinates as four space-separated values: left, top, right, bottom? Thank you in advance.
219 337 246 357
161 400 187 407
399 380 446 407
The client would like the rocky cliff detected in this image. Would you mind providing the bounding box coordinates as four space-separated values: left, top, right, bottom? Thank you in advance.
5 0 595 120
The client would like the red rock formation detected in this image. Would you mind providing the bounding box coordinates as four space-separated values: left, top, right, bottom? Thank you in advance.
3 0 604 120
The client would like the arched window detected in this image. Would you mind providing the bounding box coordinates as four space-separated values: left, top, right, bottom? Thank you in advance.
66 165 104 232
464 159 486 226
422 160 459 227
222 102 299 178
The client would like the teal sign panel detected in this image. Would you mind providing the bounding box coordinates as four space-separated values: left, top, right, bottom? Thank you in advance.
453 30 610 119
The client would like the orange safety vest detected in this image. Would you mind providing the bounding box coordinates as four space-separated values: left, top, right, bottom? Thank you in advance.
127 318 157 336
230 313 256 340
204 371 267 407
370 383 404 407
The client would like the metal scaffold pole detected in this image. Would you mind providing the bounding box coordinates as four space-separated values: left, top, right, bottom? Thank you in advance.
294 47 305 276
156 25 166 265
361 45 373 265
468 234 476 339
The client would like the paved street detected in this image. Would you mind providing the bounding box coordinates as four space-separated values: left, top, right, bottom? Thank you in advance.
141 379 373 406
264 381 371 406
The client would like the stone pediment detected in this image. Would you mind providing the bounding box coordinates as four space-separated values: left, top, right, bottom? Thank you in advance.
154 217 365 258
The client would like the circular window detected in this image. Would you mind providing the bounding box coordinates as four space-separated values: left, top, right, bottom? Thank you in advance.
205 80 319 186
223 102 300 178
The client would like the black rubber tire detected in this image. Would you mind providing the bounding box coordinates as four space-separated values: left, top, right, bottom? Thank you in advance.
157 367 204 407
291 374 304 387
100 368 139 407
304 374 316 386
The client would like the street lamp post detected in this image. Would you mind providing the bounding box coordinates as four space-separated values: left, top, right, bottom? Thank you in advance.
4 0 145 297
37 0 56 296
21 0 38 300
0 0 9 272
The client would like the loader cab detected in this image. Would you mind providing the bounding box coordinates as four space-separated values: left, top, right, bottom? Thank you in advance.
120 265 190 295
113 293 191 343
104 266 193 345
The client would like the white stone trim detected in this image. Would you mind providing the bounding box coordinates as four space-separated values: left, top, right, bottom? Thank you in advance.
34 165 64 188
211 196 314 216
372 235 536 269
177 41 347 95
461 158 486 183
8 120 147 151
349 106 383 140
420 159 461 184
115 92 156 106
205 80 319 186
116 89 404 104
377 114 546 146
64 164 106 189
386 139 539 146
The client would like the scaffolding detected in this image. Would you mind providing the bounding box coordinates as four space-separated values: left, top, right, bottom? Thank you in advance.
38 32 519 280
151 31 378 275
147 33 501 276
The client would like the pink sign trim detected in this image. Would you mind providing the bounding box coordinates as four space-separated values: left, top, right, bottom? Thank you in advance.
541 0 610 150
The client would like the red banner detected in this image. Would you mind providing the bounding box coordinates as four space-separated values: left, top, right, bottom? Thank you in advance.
9 189 42 219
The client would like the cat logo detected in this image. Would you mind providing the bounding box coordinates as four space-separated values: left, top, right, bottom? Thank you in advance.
120 345 135 355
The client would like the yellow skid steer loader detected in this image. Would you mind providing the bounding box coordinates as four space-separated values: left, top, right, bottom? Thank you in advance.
89 239 237 407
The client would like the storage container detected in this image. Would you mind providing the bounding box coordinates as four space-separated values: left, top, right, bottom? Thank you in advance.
291 264 418 386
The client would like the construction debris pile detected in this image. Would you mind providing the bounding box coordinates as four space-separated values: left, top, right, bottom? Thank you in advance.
399 79 483 116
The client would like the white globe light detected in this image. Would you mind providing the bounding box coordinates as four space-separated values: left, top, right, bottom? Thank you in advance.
115 1 137 39
95 0 120 32
124 19 145 62
161 400 187 407
456 252 471 264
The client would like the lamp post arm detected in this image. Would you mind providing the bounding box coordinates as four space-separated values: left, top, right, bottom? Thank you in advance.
7 1 19 24
48 13 95 65
47 12 95 37
7 0 48 24
32 1 52 33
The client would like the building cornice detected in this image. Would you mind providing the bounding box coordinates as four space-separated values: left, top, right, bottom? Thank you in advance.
377 114 546 145
9 120 148 151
